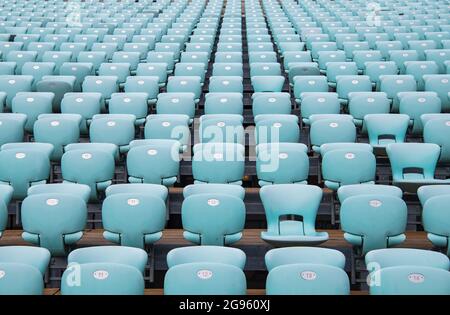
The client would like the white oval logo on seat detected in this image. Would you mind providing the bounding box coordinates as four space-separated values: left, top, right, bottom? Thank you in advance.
279 153 288 159
345 152 355 159
217 122 226 127
180 81 187 85
367 97 375 103
46 198 59 206
75 98 83 103
329 122 339 128
172 98 179 103
396 79 404 84
301 271 317 281
442 79 449 84
33 66 40 70
220 98 228 103
107 121 116 127
110 66 117 70
446 121 450 127
15 153 26 159
26 98 34 103
148 66 154 70
51 121 60 127
93 270 109 280
137 80 145 85
268 97 276 103
308 80 316 85
82 153 92 160
273 122 282 128
197 269 213 279
418 97 426 103
8 80 15 85
369 199 382 207
207 199 219 207
187 66 193 70
124 98 131 103
0 270 5 279
162 121 171 127
127 198 140 206
408 273 425 283
379 65 386 69
147 149 158 156
351 80 359 85
95 80 103 85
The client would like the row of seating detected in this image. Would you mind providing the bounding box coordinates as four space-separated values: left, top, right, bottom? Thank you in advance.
1 182 449 256
1 245 449 294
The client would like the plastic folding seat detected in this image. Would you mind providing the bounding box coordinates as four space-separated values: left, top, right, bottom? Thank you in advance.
364 61 400 86
398 92 441 134
208 76 243 94
256 143 309 186
393 32 420 49
126 139 180 186
251 75 285 93
67 246 148 274
300 92 340 124
181 191 246 245
0 262 44 295
266 263 350 295
82 76 118 104
265 247 346 271
352 51 383 73
27 183 91 203
0 62 17 75
14 34 40 49
334 34 359 50
249 63 281 77
144 114 190 152
102 191 166 248
425 32 450 48
316 51 346 73
35 75 75 111
59 62 93 92
254 114 300 144
44 34 69 50
342 42 370 60
73 34 98 50
408 40 438 61
103 35 128 51
378 75 417 111
112 52 140 72
364 113 409 153
135 63 167 88
365 248 450 270
305 33 330 50
60 92 102 134
114 28 137 42
321 145 376 190
97 63 130 86
59 42 87 62
212 63 243 77
164 262 246 295
108 93 148 125
156 93 196 123
337 183 403 204
424 50 450 74
61 262 144 295
77 51 107 73
167 246 246 269
423 75 450 112
248 52 277 65
422 194 450 256
340 194 407 255
174 63 206 84
370 266 450 295
335 75 372 104
0 42 23 61
348 92 391 127
61 148 116 201
6 51 37 75
132 35 156 50
199 114 244 144
21 61 55 89
293 76 329 103
386 143 450 192
326 62 358 87
217 42 242 52
214 52 242 63
192 143 245 184
278 42 305 55
166 76 201 102
41 51 71 74
21 192 86 255
259 184 328 246
0 246 50 277
310 42 337 62
283 51 312 71
252 92 291 116
24 42 54 62
90 114 136 154
364 33 389 50
372 41 402 61
404 61 439 90
189 35 214 47
388 50 420 74
423 118 450 163
0 113 26 147
155 42 182 63
0 75 33 110
179 52 209 68
11 92 54 133
91 42 119 61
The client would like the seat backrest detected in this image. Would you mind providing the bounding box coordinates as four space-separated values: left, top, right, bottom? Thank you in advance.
61 262 144 295
266 263 350 295
337 184 403 203
0 263 44 295
422 194 450 256
167 246 246 269
164 262 246 295
417 185 450 206
255 114 300 144
21 193 86 255
182 193 246 245
310 118 356 150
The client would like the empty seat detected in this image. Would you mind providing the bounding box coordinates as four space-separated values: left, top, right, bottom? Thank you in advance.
336 75 372 104
61 148 115 201
422 194 450 257
204 92 243 115
365 248 450 270
294 76 329 103
164 262 246 295
348 92 390 127
254 114 300 144
386 143 450 192
21 193 86 256
423 75 450 112
369 266 450 295
212 63 243 77
144 114 190 152
256 143 309 186
12 92 54 133
423 117 450 163
166 76 202 102
266 264 350 295
310 116 356 153
108 93 149 125
252 92 291 116
68 246 148 274
378 75 417 112
181 192 245 245
0 263 44 295
340 195 407 255
365 62 399 86
60 93 102 133
167 246 246 269
337 184 403 202
199 114 244 144
59 62 93 92
61 263 145 295
389 50 420 74
259 184 328 246
0 75 33 110
127 140 180 186
300 92 340 124
82 76 118 103
90 114 136 153
156 93 196 123
27 183 91 203
192 143 245 184
398 92 441 134
0 113 26 147
405 61 439 90
102 192 166 248
209 76 243 94
0 246 50 275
